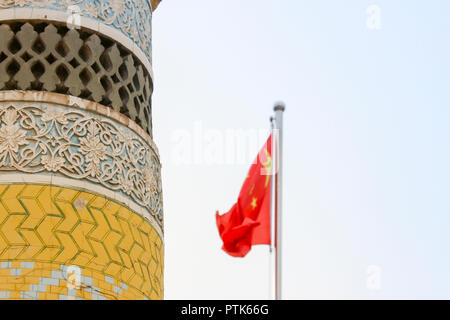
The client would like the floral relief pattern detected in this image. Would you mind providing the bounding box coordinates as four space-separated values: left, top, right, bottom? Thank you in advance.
0 109 28 157
0 0 153 63
0 103 163 226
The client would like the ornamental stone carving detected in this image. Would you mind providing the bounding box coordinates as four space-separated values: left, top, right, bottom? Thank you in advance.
0 0 154 64
0 22 153 134
0 101 163 228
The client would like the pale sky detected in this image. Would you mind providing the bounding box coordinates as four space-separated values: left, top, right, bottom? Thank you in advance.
152 0 450 299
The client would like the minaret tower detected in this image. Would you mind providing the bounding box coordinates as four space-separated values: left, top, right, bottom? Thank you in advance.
0 0 163 300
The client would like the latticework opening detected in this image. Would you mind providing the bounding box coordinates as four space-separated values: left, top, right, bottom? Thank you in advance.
0 22 153 135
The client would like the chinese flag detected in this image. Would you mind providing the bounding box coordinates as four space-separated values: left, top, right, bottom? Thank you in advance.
216 134 272 257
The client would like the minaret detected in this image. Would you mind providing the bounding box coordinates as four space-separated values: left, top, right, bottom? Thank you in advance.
0 0 163 300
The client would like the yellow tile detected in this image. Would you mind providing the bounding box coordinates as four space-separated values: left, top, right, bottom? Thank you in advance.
81 268 93 278
128 288 144 300
20 202 45 230
128 274 144 291
103 231 122 264
0 269 11 276
36 246 61 261
36 216 62 247
88 239 109 266
0 185 9 196
76 289 86 298
53 202 79 232
24 276 41 284
6 276 25 284
72 252 93 267
144 286 152 299
35 267 53 278
91 277 100 288
19 185 44 199
0 203 9 226
150 290 161 300
1 185 26 213
129 245 144 270
102 202 122 231
15 283 30 291
149 228 158 243
53 233 78 264
1 215 27 245
9 291 21 300
89 208 109 241
89 196 107 209
104 263 122 279
149 259 157 275
56 189 78 202
71 222 95 253
76 203 95 224
82 290 92 300
118 262 133 283
138 221 152 235
91 269 103 280
1 246 23 260
49 263 61 271
59 280 67 288
118 220 133 251
18 231 44 260
76 192 95 204
117 207 131 221
0 283 16 290
45 293 59 300
97 279 112 292
37 186 63 217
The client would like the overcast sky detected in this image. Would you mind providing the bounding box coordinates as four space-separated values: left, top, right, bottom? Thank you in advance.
152 0 450 299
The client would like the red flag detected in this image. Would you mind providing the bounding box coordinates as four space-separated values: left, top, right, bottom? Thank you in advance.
216 134 272 257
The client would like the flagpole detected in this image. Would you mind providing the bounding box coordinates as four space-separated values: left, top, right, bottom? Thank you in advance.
269 116 276 300
274 102 285 300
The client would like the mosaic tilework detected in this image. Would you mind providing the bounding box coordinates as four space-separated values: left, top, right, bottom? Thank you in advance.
0 262 153 300
0 183 163 300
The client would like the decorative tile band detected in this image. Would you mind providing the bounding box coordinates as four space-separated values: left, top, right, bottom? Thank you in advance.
0 91 159 157
0 0 153 64
0 262 155 299
0 183 163 300
0 98 163 228
0 173 163 237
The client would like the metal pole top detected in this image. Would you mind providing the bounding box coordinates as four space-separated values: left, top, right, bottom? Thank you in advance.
274 102 286 112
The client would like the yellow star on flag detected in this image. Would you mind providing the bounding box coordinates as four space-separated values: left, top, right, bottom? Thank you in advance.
251 197 258 210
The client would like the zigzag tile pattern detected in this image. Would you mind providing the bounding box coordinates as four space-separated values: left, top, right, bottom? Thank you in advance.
0 183 163 300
